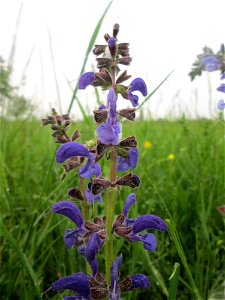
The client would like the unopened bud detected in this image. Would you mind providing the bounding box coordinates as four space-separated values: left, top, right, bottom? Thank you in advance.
113 23 120 38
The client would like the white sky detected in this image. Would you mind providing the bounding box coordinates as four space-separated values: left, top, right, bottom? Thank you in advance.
1 0 224 119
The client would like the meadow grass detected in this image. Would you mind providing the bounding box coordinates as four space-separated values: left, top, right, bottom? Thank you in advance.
0 116 224 300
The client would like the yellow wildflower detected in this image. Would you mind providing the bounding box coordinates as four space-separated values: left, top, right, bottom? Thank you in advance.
144 141 152 149
168 153 175 160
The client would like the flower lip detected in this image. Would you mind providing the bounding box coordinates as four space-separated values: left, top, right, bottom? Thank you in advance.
52 200 84 227
130 274 150 289
78 72 95 89
56 142 92 164
51 272 90 298
132 215 167 234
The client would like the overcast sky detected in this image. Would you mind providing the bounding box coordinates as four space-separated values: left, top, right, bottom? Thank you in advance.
1 0 224 119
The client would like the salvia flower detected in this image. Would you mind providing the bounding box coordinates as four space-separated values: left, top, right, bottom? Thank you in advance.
127 78 148 107
56 142 95 178
51 254 150 300
52 201 86 249
113 194 167 251
117 148 138 172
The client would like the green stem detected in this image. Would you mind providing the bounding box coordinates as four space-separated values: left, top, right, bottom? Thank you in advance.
105 146 117 284
79 176 91 274
79 176 88 221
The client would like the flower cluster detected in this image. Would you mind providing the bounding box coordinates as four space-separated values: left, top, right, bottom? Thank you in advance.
189 44 225 110
43 24 167 299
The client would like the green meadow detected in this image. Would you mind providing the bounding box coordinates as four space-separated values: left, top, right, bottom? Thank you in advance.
1 117 224 299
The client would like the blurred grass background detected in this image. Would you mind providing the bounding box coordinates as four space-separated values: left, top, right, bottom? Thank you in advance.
0 2 225 299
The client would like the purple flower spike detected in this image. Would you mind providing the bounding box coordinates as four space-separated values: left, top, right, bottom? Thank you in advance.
51 272 90 299
110 254 123 300
202 56 221 72
78 72 95 89
117 148 138 172
130 274 150 289
128 78 147 107
132 215 167 234
123 193 136 217
217 83 225 93
52 201 84 227
217 99 225 110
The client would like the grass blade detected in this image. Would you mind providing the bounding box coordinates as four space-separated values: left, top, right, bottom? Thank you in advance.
0 220 41 296
137 70 174 111
142 248 169 297
67 1 113 113
168 262 180 300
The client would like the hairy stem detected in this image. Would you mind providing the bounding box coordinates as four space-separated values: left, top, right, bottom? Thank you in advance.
79 176 88 221
105 146 117 284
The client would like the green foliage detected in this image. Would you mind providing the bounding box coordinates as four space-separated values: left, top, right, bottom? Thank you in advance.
0 117 224 299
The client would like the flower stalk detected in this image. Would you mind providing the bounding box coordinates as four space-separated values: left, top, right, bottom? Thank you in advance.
43 23 168 300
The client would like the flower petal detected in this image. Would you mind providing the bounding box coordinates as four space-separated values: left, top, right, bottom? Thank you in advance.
56 142 92 163
117 148 138 172
85 189 102 204
137 233 157 251
80 163 101 179
96 122 119 145
217 84 225 93
52 201 84 227
217 99 225 110
110 254 123 300
51 273 90 298
202 56 221 72
130 78 147 96
86 233 101 265
108 37 117 48
132 215 167 234
130 274 150 289
64 229 78 249
123 193 136 217
78 72 95 89
220 73 225 80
